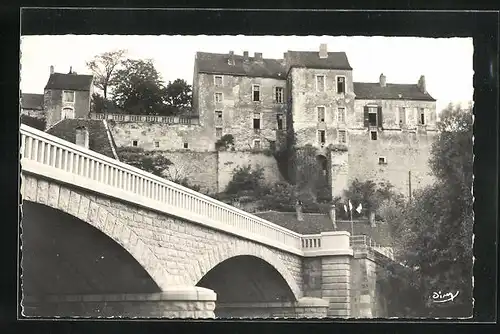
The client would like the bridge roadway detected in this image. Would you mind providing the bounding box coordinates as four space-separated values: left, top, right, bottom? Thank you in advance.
20 124 394 319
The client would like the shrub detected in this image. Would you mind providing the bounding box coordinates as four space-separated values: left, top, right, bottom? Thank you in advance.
225 164 266 196
215 134 234 151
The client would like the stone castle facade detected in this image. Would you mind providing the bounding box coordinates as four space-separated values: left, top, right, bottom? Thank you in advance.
21 44 438 198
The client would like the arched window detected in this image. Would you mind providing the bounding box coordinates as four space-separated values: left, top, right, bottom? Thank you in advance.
62 107 75 119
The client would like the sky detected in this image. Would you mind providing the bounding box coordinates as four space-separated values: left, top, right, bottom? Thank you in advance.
20 35 473 113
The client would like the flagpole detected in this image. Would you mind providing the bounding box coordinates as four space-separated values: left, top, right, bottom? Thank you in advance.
350 205 354 236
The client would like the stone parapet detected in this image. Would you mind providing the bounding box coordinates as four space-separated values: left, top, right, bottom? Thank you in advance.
22 286 217 319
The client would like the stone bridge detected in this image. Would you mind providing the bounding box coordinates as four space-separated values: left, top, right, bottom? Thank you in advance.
20 124 397 319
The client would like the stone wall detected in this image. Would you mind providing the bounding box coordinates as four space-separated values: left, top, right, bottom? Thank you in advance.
217 151 284 192
22 288 217 318
349 247 390 318
109 121 214 151
196 73 286 151
330 150 349 198
348 129 437 196
215 297 329 318
289 67 355 148
321 255 351 317
22 175 304 300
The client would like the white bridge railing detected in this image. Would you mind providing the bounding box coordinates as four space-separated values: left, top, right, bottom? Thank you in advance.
19 124 365 258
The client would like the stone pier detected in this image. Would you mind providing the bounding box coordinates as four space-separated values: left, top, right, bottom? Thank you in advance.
22 286 217 318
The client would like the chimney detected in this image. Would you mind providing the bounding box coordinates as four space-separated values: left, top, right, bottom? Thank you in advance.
50 65 54 75
329 204 337 230
319 43 328 59
254 52 263 62
295 200 304 221
75 126 89 149
69 66 73 74
417 75 426 93
379 73 386 87
243 51 249 62
228 51 235 65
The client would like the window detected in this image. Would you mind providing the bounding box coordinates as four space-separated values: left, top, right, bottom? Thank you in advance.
253 140 261 150
337 76 346 94
277 114 284 130
338 130 346 144
154 141 160 148
318 130 326 145
215 110 223 120
317 106 325 122
399 107 406 126
316 75 325 92
183 142 189 149
215 93 223 103
63 90 75 103
214 75 223 87
274 87 284 103
215 127 223 138
370 131 378 140
132 140 138 147
252 85 260 101
419 108 426 125
338 107 346 123
61 107 74 119
378 157 387 165
368 107 378 127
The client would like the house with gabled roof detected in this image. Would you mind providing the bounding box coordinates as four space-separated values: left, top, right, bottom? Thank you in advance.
43 66 94 130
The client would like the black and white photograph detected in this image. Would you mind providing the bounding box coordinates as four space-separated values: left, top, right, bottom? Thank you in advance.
19 30 474 319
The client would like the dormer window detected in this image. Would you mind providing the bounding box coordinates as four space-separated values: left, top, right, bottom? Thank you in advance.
63 90 75 103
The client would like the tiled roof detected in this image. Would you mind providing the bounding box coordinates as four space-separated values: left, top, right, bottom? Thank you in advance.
44 73 93 91
46 119 117 159
195 51 353 78
254 210 393 246
285 51 353 70
195 52 286 79
353 82 436 101
21 93 44 110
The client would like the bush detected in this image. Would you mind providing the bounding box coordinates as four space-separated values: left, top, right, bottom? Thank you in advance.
225 164 266 196
117 147 172 177
215 134 234 151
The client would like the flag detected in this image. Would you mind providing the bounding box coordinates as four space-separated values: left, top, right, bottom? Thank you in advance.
348 200 353 211
343 204 348 213
356 203 363 214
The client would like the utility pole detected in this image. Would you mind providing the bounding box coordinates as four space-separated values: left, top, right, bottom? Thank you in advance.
408 170 412 202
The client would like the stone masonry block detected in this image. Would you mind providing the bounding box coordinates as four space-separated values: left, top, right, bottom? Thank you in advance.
23 176 37 201
77 195 91 221
36 179 49 205
322 263 350 271
322 289 350 297
322 269 350 278
322 276 350 284
322 282 350 291
47 183 60 208
87 201 99 225
58 187 71 212
68 191 81 217
97 207 109 230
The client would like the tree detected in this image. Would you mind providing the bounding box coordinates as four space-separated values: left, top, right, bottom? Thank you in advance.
91 93 120 114
391 104 473 317
225 165 267 196
86 49 126 99
164 79 192 115
111 59 167 115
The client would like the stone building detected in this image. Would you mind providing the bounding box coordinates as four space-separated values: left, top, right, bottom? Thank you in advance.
20 93 45 119
191 44 437 197
43 66 94 130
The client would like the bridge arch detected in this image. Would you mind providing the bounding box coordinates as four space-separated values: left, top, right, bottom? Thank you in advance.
186 242 302 300
21 176 174 290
